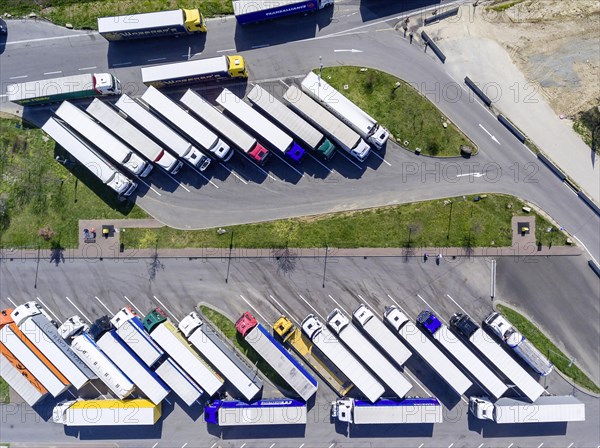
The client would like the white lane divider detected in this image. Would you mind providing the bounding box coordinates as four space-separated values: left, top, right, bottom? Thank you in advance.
36 296 62 323
297 294 324 320
94 296 114 316
153 296 179 323
123 295 143 315
269 295 298 325
65 296 92 324
239 295 270 324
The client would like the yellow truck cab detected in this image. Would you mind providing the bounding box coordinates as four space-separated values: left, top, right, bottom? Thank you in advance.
226 55 248 78
183 8 207 33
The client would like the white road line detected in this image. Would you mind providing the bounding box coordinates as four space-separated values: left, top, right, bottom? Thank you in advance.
65 296 92 324
9 75 27 79
68 390 77 398
328 444 334 448
336 150 364 171
507 444 513 448
418 444 424 448
153 296 179 323
240 444 246 448
299 444 305 448
43 71 62 75
327 294 348 315
371 151 391 166
239 295 270 324
478 443 484 448
306 152 333 173
148 57 166 62
194 167 219 188
217 48 236 53
78 66 97 71
220 163 248 185
445 294 468 315
90 382 103 396
181 443 188 448
210 443 216 448
252 44 270 49
269 295 299 325
272 152 304 177
572 235 599 267
6 296 18 307
386 294 412 319
537 444 543 448
0 94 6 98
35 296 62 323
566 443 573 448
357 294 375 311
94 296 114 316
152 443 158 448
6 33 93 46
113 62 132 67
448 444 454 448
297 294 323 320
123 296 143 315
416 294 447 325
279 80 290 88
269 444 275 448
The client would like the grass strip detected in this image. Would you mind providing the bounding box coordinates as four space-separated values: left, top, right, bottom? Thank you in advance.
0 378 9 403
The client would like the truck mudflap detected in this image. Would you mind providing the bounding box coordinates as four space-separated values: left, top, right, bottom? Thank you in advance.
285 143 305 162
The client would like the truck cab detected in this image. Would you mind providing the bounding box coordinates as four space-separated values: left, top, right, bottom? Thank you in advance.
301 314 323 340
52 400 76 424
58 315 89 339
273 316 294 339
178 311 203 338
450 313 479 338
383 306 409 332
469 396 495 421
11 301 55 327
327 309 350 333
369 125 390 149
484 312 523 346
143 308 168 333
353 304 374 327
417 310 442 335
226 55 248 78
204 401 221 424
235 312 258 337
331 399 353 423
183 8 206 33
93 73 121 95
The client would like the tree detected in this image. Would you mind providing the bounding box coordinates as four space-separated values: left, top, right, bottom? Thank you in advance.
272 219 299 276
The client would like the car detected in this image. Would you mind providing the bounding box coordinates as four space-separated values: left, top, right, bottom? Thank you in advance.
484 312 523 346
417 310 442 335
0 20 7 34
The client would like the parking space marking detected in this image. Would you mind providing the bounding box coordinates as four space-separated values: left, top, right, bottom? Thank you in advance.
507 444 513 448
269 295 299 325
272 152 305 177
418 444 424 448
123 296 143 315
151 443 158 448
416 294 447 325
306 152 333 173
153 296 179 323
386 294 412 319
65 296 92 324
566 443 573 448
5 296 17 308
35 296 62 323
298 444 304 448
78 66 97 71
137 177 162 197
297 294 324 320
90 381 103 396
269 444 275 448
448 443 454 448
371 151 391 166
335 150 364 171
220 163 248 185
537 444 543 448
357 294 376 312
328 443 334 448
327 294 349 315
9 75 28 79
68 390 77 399
239 295 270 323
240 443 246 448
445 294 467 315
43 71 62 75
478 443 484 448
181 443 188 448
94 296 114 317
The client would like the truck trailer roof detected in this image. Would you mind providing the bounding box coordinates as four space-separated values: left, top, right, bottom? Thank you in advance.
98 10 185 34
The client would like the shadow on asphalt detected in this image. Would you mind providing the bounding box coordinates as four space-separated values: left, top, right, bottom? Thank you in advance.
359 0 444 22
208 422 307 439
467 412 568 437
334 420 435 437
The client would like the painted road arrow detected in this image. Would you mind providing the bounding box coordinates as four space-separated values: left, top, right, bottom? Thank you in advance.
479 124 500 145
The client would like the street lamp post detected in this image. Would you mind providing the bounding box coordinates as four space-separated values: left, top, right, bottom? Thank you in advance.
225 230 234 283
322 244 328 288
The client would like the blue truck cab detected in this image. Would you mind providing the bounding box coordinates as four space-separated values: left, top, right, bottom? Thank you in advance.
417 310 442 335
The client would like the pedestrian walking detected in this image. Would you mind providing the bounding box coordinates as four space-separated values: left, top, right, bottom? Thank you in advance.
436 253 442 265
424 252 429 262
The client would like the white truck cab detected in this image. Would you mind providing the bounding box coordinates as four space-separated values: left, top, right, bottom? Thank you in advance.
178 311 203 338
11 301 54 326
94 73 121 95
58 315 90 339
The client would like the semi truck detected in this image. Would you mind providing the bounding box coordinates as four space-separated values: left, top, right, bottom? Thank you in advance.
143 308 224 397
274 316 353 397
142 55 247 88
110 307 204 406
450 313 545 402
331 398 443 425
141 86 233 161
484 312 554 377
41 118 138 200
90 316 170 405
233 0 333 25
11 302 95 390
235 312 318 401
205 399 307 426
417 310 508 400
301 72 389 148
0 309 70 397
86 99 182 174
115 94 211 172
470 396 585 424
217 88 305 162
98 9 206 41
301 314 384 403
58 316 135 399
53 399 161 426
384 306 472 396
283 85 371 162
248 84 336 160
327 309 412 399
180 90 270 165
7 73 121 106
0 344 49 406
54 101 152 177
179 311 262 401
353 304 411 368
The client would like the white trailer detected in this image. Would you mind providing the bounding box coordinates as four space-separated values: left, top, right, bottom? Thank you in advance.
54 101 152 177
180 90 270 165
301 314 384 403
11 302 95 390
353 305 411 368
327 309 411 399
42 118 137 200
115 94 211 171
53 399 160 426
86 99 182 174
332 398 443 425
301 72 389 148
450 313 545 402
283 85 371 161
384 307 472 396
0 349 48 406
179 312 262 401
141 86 233 161
470 396 585 424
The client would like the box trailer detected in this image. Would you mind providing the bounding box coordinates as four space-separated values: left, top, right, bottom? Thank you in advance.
0 345 48 406
328 309 412 399
180 90 270 165
53 399 160 426
236 312 317 401
301 314 383 403
42 118 137 200
98 9 205 41
470 396 585 424
205 399 307 426
332 398 443 425
233 0 333 25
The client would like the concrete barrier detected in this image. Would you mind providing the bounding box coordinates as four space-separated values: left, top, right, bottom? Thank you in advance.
577 190 600 216
498 114 526 143
421 31 446 63
424 7 459 25
537 153 567 181
464 76 492 107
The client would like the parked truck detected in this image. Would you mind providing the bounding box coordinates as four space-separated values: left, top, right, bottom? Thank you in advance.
327 309 412 399
470 396 585 424
301 314 384 403
417 310 508 400
217 88 305 162
248 84 336 160
98 9 206 41
7 73 121 106
384 306 472 396
450 313 545 402
53 399 161 426
42 118 138 200
235 312 318 401
274 316 353 397
115 94 211 172
142 55 247 88
143 308 224 397
301 72 389 148
11 302 95 390
141 86 233 161
110 307 203 406
233 0 333 25
205 399 307 426
0 309 70 397
0 344 48 406
484 312 554 377
353 304 411 369
180 90 270 165
283 85 371 162
86 99 183 174
332 398 443 425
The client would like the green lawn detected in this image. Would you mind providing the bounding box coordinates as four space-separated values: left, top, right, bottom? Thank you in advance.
316 67 476 157
199 306 290 391
0 0 233 29
497 305 600 393
125 194 566 249
0 117 147 249
0 378 9 403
